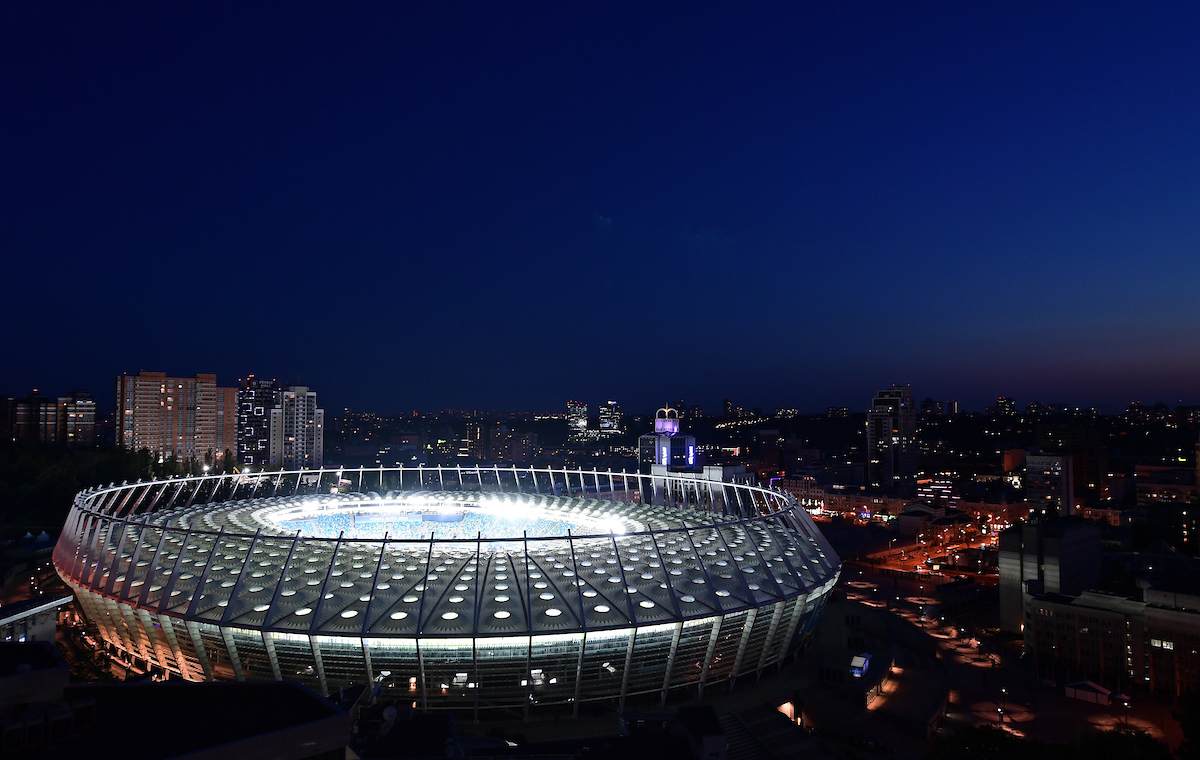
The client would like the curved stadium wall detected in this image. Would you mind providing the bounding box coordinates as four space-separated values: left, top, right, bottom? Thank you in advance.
54 466 840 713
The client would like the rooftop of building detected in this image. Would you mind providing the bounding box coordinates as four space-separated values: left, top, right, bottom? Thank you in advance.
0 595 72 627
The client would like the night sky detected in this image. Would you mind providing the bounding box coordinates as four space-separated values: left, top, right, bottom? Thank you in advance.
4 3 1200 415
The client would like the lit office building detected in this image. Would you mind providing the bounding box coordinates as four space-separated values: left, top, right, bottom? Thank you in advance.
915 475 955 508
567 400 587 429
567 400 588 441
598 400 623 434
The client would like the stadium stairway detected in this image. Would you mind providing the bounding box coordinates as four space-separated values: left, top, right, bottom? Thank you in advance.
719 704 833 760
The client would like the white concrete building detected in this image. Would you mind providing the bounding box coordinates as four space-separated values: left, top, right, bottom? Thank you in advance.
269 386 324 469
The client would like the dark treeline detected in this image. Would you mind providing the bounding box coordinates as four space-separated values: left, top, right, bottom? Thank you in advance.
0 441 198 533
924 725 1172 760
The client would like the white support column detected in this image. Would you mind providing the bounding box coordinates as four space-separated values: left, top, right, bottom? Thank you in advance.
572 631 587 719
220 627 246 681
134 608 173 674
470 635 479 724
777 593 808 671
524 635 533 722
618 628 637 713
309 635 329 696
185 621 214 680
660 622 683 707
697 617 722 698
157 614 193 680
362 639 374 684
262 631 283 681
728 608 758 688
416 638 428 712
755 602 786 679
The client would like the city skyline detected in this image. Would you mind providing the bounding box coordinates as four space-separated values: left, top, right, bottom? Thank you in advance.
7 6 1200 752
7 369 1200 419
4 5 1200 415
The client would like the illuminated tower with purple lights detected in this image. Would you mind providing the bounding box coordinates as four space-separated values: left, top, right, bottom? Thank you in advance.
637 406 697 474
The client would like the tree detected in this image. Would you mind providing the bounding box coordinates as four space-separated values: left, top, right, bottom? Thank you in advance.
924 725 1047 760
1177 686 1200 759
1070 728 1171 760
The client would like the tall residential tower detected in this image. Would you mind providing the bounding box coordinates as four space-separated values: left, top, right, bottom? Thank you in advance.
115 372 237 465
268 386 324 469
237 376 279 468
866 384 917 491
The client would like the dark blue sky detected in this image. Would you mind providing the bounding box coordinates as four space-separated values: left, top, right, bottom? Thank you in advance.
4 3 1200 414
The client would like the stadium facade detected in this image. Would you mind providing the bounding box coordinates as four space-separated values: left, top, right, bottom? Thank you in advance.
54 466 840 715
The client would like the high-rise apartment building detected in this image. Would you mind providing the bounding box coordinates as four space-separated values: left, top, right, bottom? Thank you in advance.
237 376 279 468
723 399 746 419
987 396 1017 416
216 386 236 460
57 392 96 446
461 421 486 460
269 386 324 469
12 391 58 444
1025 453 1075 518
866 384 917 491
919 398 944 416
116 372 237 465
488 425 538 463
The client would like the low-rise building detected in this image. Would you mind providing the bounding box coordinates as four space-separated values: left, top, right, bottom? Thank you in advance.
1028 585 1200 698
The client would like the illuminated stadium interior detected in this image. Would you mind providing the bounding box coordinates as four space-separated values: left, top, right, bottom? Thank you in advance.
257 491 640 540
55 466 840 716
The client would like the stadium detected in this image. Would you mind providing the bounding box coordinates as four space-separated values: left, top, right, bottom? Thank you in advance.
54 466 840 715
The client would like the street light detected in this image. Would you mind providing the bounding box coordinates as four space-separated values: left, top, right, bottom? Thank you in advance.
1117 694 1131 728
